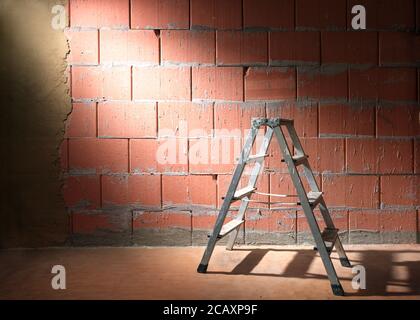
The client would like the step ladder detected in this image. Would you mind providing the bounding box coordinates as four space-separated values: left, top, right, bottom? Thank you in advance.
196 118 352 296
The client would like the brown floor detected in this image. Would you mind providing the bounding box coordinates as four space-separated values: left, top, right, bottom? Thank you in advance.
0 245 419 300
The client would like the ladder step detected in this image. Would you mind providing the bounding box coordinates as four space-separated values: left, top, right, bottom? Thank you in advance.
246 153 268 163
297 191 323 207
314 228 339 254
281 154 308 166
233 186 256 200
208 219 245 239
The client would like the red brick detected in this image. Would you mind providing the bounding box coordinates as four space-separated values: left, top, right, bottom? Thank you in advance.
377 104 419 136
322 175 379 208
349 67 417 102
65 103 96 138
192 210 232 230
246 210 296 234
63 175 100 209
217 173 269 209
216 31 267 66
298 209 348 233
65 29 98 65
416 139 420 173
102 174 161 208
297 66 348 101
243 0 294 30
71 66 131 100
322 32 378 65
158 102 213 138
214 103 266 136
69 138 128 174
191 0 242 30
300 138 345 173
346 139 413 174
133 67 191 100
192 66 243 101
266 102 318 137
270 32 320 66
189 136 241 174
319 103 375 137
162 175 217 207
98 102 157 138
100 30 159 65
381 176 419 207
161 30 215 65
130 139 159 173
70 0 129 28
131 0 189 29
296 0 346 30
380 32 420 66
347 0 415 31
349 210 417 232
133 211 191 230
72 211 131 234
60 139 69 171
245 67 296 101
156 138 189 173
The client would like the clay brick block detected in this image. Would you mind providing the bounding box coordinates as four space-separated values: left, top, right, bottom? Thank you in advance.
270 32 320 66
130 139 159 173
189 136 241 174
300 138 345 173
131 0 189 29
158 102 213 138
65 29 98 65
161 30 215 65
266 102 318 137
162 175 217 208
296 0 346 30
297 66 348 101
380 32 420 66
322 31 378 65
243 0 294 30
71 66 131 100
100 30 159 65
70 0 129 28
376 104 419 136
191 0 242 30
156 138 189 173
349 210 416 234
319 103 375 137
217 173 269 209
381 175 419 207
298 209 348 234
192 66 243 101
246 209 296 235
63 175 100 209
245 67 296 101
347 0 415 31
72 211 131 235
133 67 191 100
214 102 266 136
65 103 96 138
349 67 417 102
69 138 128 174
346 138 413 174
322 175 379 208
216 31 268 66
98 102 157 138
133 210 191 230
102 174 161 208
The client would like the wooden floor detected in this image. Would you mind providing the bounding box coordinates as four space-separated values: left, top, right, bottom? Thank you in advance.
1 245 419 300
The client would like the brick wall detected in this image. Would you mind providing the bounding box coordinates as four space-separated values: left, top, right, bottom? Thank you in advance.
63 0 420 246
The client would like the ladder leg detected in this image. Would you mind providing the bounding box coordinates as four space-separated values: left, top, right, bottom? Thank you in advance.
197 127 259 273
226 128 274 250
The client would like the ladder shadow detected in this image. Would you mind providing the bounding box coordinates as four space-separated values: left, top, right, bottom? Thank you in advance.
206 248 420 297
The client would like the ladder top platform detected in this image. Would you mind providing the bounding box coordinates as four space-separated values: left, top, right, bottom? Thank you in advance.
251 117 294 128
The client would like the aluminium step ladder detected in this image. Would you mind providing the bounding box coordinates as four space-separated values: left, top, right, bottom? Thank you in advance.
196 118 352 296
